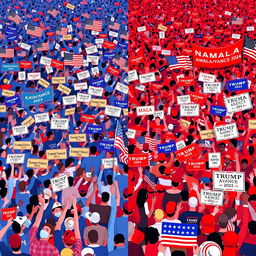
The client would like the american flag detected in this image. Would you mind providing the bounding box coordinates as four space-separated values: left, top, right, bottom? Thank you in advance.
84 19 103 32
26 24 43 38
8 10 22 24
64 53 84 67
144 169 157 190
36 43 49 51
161 222 198 247
0 48 14 58
244 36 256 60
120 30 128 40
166 56 193 70
47 8 59 18
114 120 128 164
232 17 243 25
112 55 128 71
56 26 68 36
17 51 26 57
109 21 120 31
145 136 157 151
82 13 90 18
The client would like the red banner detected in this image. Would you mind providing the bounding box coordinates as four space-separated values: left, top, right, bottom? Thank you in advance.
1 207 16 221
51 59 64 70
102 41 116 49
80 114 95 123
106 66 120 76
19 61 32 69
175 143 200 162
179 78 195 86
192 39 244 68
128 154 149 167
189 92 207 105
186 160 206 171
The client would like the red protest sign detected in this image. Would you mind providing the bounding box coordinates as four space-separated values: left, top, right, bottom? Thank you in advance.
51 59 64 70
179 78 195 86
80 114 95 123
175 143 200 162
99 34 108 38
186 160 206 171
19 61 32 69
192 38 244 68
0 84 12 90
130 55 144 65
46 31 55 37
102 41 116 49
106 66 121 76
128 154 149 167
1 207 16 221
189 92 207 105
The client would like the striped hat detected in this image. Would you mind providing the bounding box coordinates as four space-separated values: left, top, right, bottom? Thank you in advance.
199 241 222 256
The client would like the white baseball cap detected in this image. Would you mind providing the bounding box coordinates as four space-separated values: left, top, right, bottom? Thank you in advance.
64 217 74 230
81 248 95 256
188 197 198 208
85 212 100 224
199 241 222 256
43 188 52 199
52 202 62 210
13 216 27 227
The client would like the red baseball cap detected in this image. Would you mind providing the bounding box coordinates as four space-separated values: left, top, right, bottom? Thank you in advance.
165 201 177 215
9 234 21 249
63 230 75 245
158 153 166 162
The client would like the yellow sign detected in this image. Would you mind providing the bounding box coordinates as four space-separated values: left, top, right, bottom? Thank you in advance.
38 78 50 88
2 89 15 97
249 119 256 129
27 158 48 169
46 149 67 160
52 77 66 84
200 129 216 139
57 84 71 95
70 148 89 157
14 141 32 150
65 108 76 115
68 134 86 142
0 105 6 112
22 116 35 127
62 34 72 40
158 25 167 31
90 98 107 107
66 3 75 10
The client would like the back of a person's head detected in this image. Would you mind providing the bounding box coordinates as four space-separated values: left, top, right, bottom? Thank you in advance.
172 251 186 256
9 234 21 251
101 192 110 203
114 233 125 245
248 221 256 235
218 214 229 229
88 229 98 244
144 227 159 245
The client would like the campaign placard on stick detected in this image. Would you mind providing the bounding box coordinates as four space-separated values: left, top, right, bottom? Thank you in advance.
128 154 149 167
213 171 245 191
105 105 122 117
224 93 252 113
1 207 16 221
214 123 238 141
227 78 248 92
200 190 224 206
102 158 118 169
51 175 69 192
27 158 48 169
175 143 200 162
13 125 28 136
180 104 199 116
98 141 115 151
157 141 177 153
51 118 69 130
46 149 67 160
136 106 155 116
208 153 221 168
6 154 25 164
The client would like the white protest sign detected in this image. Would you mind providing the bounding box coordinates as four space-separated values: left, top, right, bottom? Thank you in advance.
27 72 41 81
6 154 25 164
13 125 28 136
85 45 98 54
74 82 88 90
214 123 238 141
18 71 26 81
203 82 221 94
51 118 69 130
154 110 164 119
137 106 155 116
102 158 118 169
180 104 199 116
77 93 91 103
200 190 224 206
198 72 216 83
88 86 103 97
77 70 90 80
232 34 241 39
247 26 255 31
224 93 252 113
208 152 221 168
34 112 50 123
105 105 122 117
115 82 128 94
128 70 138 82
185 28 194 34
176 140 186 150
139 72 156 84
177 95 191 105
63 95 77 105
213 171 245 192
159 31 165 38
50 175 69 192
127 129 136 139
40 56 52 66
19 42 31 50
137 26 146 32
135 84 145 91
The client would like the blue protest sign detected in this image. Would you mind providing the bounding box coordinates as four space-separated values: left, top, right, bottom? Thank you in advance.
1 63 20 72
103 52 116 60
114 100 128 108
157 141 177 153
91 78 105 87
5 95 21 106
86 125 103 134
210 105 227 117
98 140 115 151
21 87 53 106
227 78 248 92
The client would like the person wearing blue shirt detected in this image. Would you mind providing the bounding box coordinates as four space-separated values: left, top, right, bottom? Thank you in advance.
109 234 127 256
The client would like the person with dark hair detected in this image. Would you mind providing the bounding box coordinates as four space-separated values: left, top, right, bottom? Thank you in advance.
109 234 127 256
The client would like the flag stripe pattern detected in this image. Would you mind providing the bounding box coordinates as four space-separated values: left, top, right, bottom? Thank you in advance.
8 11 22 24
161 222 198 247
114 121 128 164
26 24 43 37
244 36 256 60
0 48 14 58
166 55 193 70
64 53 84 67
85 20 103 32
